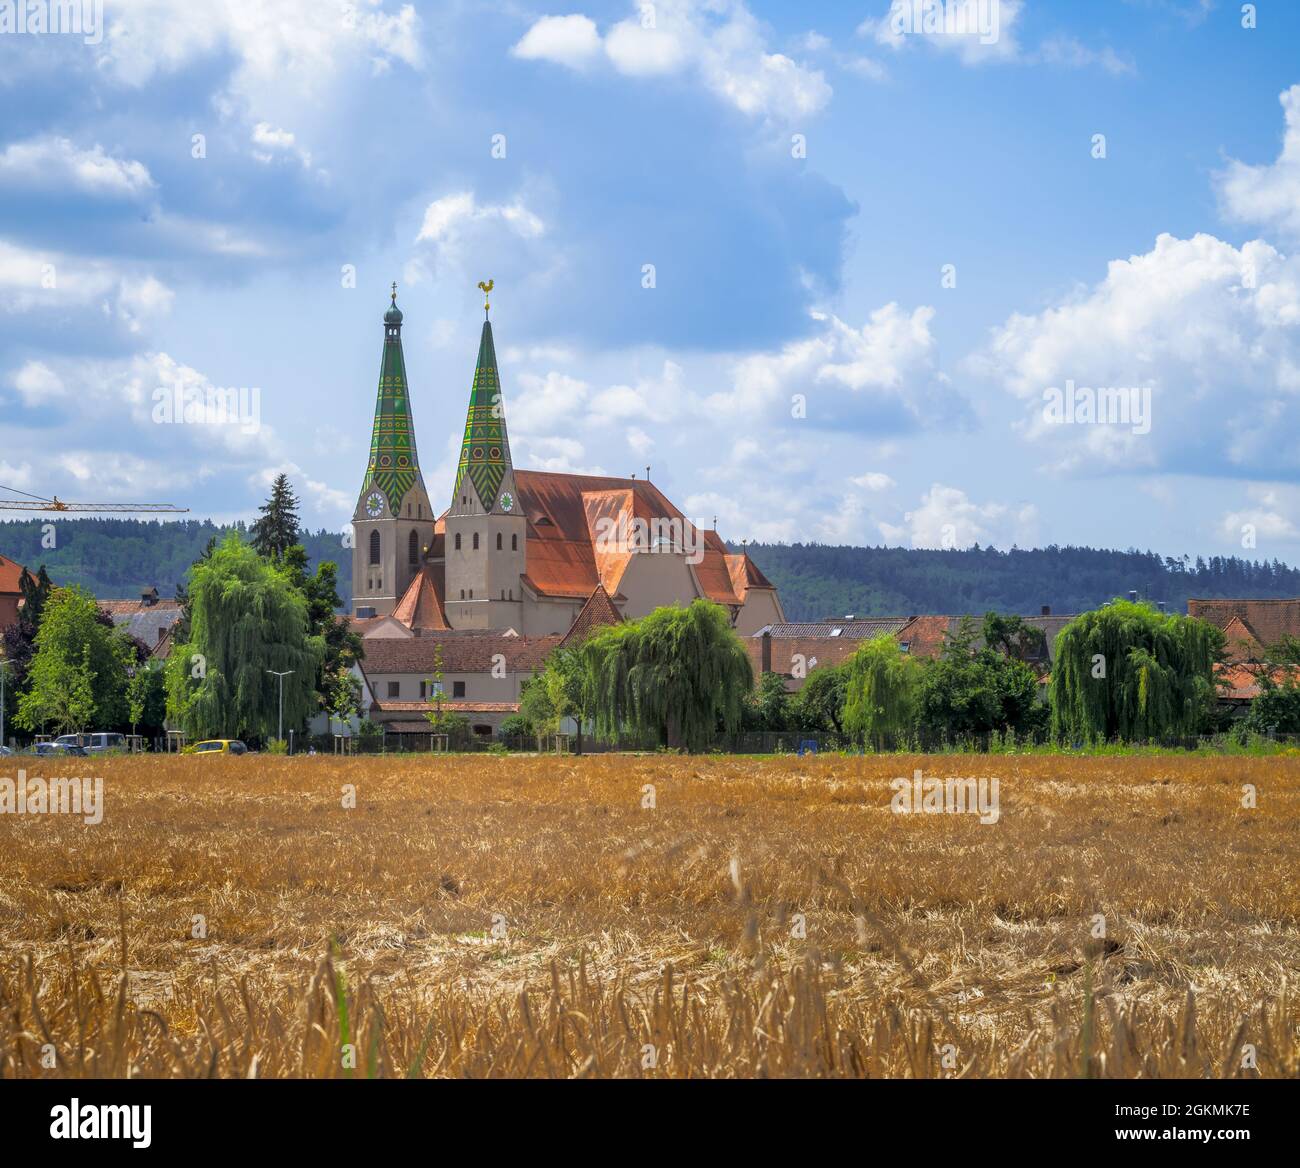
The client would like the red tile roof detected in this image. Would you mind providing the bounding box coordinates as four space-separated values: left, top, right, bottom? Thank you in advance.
1188 598 1300 660
1215 663 1300 701
559 584 623 648
359 634 560 675
509 470 744 607
0 554 26 595
375 700 522 715
391 563 449 631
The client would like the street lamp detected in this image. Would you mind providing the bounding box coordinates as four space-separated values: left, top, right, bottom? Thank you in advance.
266 670 294 744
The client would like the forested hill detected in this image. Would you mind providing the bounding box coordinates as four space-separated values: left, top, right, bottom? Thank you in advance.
3 520 1298 622
740 543 1300 622
0 519 352 600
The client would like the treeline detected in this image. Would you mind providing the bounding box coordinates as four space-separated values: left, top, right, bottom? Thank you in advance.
0 518 352 601
741 542 1300 622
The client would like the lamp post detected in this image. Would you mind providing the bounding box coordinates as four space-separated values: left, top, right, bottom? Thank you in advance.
266 670 294 744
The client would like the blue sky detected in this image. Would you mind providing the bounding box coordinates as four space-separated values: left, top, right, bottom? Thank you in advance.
2 0 1300 563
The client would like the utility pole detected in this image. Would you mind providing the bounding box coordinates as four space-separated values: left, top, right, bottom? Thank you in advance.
266 670 294 744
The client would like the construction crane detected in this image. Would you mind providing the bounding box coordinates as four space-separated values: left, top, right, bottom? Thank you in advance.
0 484 189 514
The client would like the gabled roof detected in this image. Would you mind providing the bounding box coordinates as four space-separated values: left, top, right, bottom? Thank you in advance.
895 615 954 660
1188 598 1300 658
725 552 775 602
511 470 744 606
0 553 26 595
391 563 449 631
559 584 623 648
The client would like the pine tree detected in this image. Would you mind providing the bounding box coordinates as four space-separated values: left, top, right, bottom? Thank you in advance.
250 473 301 561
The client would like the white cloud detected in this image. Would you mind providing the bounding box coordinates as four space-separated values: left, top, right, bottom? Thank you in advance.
710 303 962 430
1219 486 1300 547
510 370 590 434
851 471 895 491
10 360 65 405
880 482 1038 549
1036 36 1134 76
513 1 830 121
251 122 312 167
96 0 422 89
975 232 1300 475
865 0 1024 66
512 14 602 67
0 137 155 198
1217 85 1300 244
416 191 545 244
0 461 34 492
0 238 173 325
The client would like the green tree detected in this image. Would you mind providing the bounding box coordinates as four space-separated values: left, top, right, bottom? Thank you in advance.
581 599 752 752
918 616 1043 741
981 612 1046 662
164 534 323 741
284 544 363 715
842 633 921 750
127 660 167 736
250 473 301 561
792 662 849 736
1242 675 1300 735
744 670 791 731
16 588 133 733
1049 599 1224 743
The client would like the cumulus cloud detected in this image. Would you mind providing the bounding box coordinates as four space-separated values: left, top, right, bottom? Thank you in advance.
1219 486 1300 548
0 137 155 198
1217 85 1300 244
511 14 602 67
975 232 1300 475
864 0 1024 65
0 238 173 327
512 1 831 121
710 303 967 433
851 471 896 491
879 482 1038 549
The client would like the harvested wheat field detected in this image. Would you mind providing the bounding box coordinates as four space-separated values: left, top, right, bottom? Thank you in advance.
0 752 1296 1079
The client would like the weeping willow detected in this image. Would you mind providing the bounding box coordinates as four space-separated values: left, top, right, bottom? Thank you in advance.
580 600 752 752
165 534 324 741
842 633 922 751
1049 599 1224 743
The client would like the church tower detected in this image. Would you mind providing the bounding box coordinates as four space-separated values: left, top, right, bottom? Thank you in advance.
351 286 436 618
444 281 526 630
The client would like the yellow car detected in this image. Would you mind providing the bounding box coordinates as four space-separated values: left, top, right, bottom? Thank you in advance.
192 739 249 755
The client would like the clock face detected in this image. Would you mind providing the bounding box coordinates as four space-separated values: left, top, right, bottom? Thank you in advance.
365 491 385 518
498 491 514 513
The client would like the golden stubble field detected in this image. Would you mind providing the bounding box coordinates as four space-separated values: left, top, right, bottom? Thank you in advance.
0 751 1296 1078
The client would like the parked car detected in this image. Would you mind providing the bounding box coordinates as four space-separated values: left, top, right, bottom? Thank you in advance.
192 739 248 755
33 742 89 757
0 745 12 756
54 732 126 754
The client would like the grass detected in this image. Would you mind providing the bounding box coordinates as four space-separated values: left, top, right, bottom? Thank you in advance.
0 752 1296 1078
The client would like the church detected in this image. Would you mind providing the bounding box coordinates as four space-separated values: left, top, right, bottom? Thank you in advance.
350 285 783 639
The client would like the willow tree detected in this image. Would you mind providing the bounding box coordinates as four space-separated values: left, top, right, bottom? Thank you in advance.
581 599 752 752
1049 599 1224 743
165 534 323 741
842 632 922 750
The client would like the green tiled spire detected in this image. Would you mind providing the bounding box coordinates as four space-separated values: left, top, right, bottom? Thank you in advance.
364 286 420 511
453 317 512 511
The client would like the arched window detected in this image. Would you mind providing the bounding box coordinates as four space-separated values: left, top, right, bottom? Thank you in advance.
454 533 461 550
369 529 380 566
472 532 479 550
408 530 419 567
511 534 518 551
496 532 502 550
